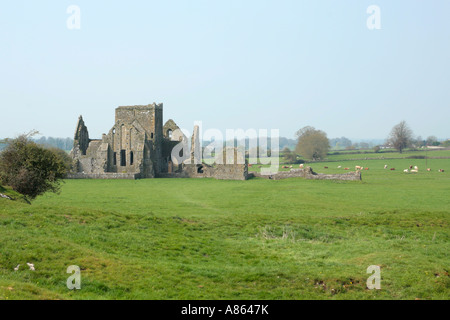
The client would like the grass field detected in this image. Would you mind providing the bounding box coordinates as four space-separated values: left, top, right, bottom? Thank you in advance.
0 154 449 300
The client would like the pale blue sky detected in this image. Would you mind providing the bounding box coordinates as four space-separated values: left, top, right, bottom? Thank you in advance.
1 0 449 140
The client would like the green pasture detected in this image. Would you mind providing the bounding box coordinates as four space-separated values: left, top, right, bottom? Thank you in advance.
0 155 449 300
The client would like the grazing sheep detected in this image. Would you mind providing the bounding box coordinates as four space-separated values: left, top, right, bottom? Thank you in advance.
384 165 388 169
414 166 418 170
299 164 304 168
439 169 445 172
324 166 328 169
410 169 418 173
403 169 409 173
390 168 395 171
355 166 362 171
364 167 369 170
427 168 431 171
290 165 293 168
344 167 350 170
337 166 342 169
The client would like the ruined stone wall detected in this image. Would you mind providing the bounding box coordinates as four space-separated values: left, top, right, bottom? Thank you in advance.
163 119 184 141
251 167 361 181
73 116 89 155
66 173 141 179
70 105 158 178
153 105 163 174
69 103 248 181
115 105 157 137
160 163 248 180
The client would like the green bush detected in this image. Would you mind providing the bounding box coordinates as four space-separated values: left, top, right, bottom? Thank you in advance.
0 135 69 201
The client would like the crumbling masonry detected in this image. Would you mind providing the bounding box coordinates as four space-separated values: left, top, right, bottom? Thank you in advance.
68 103 361 182
68 103 249 180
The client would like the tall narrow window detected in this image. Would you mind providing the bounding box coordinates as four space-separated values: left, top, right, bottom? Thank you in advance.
113 152 117 166
151 132 154 139
130 151 134 165
120 150 126 166
168 129 173 139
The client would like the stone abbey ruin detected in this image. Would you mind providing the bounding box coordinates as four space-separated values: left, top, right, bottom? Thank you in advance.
68 103 249 180
68 103 361 181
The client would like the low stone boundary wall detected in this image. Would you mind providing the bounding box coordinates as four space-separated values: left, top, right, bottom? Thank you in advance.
251 167 361 181
66 173 141 180
157 164 248 180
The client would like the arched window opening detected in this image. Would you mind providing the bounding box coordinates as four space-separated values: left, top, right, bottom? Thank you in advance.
120 150 126 166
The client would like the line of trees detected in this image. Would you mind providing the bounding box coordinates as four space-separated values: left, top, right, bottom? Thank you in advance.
0 136 74 152
34 136 74 151
387 121 444 152
287 120 445 162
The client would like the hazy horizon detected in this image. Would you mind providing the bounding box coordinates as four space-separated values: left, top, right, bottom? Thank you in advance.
1 1 449 141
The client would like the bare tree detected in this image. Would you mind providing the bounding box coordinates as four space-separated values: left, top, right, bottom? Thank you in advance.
295 126 329 160
388 121 413 153
426 136 438 146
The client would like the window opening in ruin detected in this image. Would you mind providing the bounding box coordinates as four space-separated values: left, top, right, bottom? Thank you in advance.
113 152 117 165
130 151 134 165
120 150 126 166
151 133 154 139
168 129 173 139
197 165 204 174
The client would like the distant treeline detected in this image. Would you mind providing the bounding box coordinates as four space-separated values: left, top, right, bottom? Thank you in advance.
2 136 296 152
219 137 297 151
0 137 74 151
33 136 74 151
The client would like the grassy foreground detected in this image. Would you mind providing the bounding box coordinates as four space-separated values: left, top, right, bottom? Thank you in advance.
0 158 449 300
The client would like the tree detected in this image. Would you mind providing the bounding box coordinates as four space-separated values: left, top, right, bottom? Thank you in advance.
0 133 70 201
329 137 352 150
388 121 413 153
426 136 438 146
295 126 330 160
360 142 370 149
414 136 425 148
282 147 298 164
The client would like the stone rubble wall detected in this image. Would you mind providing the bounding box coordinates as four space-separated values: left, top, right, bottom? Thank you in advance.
66 173 141 180
156 163 248 181
251 167 361 181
